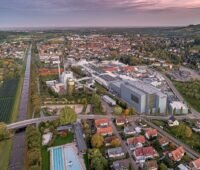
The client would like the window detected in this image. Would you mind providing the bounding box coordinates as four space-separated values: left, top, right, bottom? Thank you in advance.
131 94 139 104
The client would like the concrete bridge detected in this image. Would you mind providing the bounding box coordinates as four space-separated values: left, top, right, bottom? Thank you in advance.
6 113 192 130
7 116 58 130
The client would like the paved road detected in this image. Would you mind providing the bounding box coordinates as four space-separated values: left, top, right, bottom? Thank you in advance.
9 45 32 170
161 73 200 118
7 113 192 130
110 120 138 170
144 119 200 159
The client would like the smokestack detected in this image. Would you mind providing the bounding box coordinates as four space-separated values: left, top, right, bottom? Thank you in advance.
58 62 61 78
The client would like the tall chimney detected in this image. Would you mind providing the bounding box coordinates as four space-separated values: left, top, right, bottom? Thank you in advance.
58 62 61 78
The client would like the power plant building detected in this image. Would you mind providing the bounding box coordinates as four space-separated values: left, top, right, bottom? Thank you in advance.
110 80 167 114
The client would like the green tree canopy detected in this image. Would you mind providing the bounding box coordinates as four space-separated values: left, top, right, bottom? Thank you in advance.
0 122 10 141
59 106 77 125
113 106 123 115
91 134 104 148
159 163 168 170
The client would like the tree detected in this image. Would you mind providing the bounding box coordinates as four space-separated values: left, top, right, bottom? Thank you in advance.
91 134 104 148
128 107 135 115
28 148 41 166
185 126 192 138
59 106 77 125
113 106 123 115
123 108 129 116
0 122 10 141
173 108 176 115
88 149 108 170
159 163 168 170
91 155 108 170
111 138 121 147
91 93 102 113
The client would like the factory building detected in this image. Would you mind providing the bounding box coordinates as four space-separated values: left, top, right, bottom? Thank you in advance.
110 80 167 114
60 71 74 90
169 101 188 115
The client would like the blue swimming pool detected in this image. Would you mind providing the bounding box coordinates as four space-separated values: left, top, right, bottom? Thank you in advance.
64 147 82 170
52 147 64 170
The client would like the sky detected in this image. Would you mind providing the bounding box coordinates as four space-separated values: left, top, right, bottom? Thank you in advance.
0 0 200 27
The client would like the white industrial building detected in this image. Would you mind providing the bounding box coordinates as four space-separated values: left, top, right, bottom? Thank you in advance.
110 80 167 114
169 101 188 115
59 71 74 90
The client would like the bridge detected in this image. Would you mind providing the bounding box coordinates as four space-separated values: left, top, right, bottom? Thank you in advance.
6 113 193 130
7 116 58 130
76 77 93 82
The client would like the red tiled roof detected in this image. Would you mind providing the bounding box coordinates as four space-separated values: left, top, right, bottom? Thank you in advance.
192 158 200 169
104 136 117 144
116 117 127 124
95 118 109 127
145 129 158 137
127 136 145 145
170 146 185 161
102 67 118 72
121 66 135 72
134 146 158 157
97 126 113 134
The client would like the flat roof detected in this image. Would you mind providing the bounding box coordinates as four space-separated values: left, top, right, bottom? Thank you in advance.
170 101 188 110
123 80 166 97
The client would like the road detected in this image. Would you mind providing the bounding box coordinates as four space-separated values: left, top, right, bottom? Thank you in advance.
110 120 138 170
9 45 32 170
161 73 200 118
144 119 200 159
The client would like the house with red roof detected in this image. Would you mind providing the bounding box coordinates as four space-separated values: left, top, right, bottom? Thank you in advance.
104 136 118 146
145 129 158 140
169 146 185 162
115 117 128 126
190 158 200 170
97 126 113 136
127 136 146 150
95 118 109 128
133 146 158 162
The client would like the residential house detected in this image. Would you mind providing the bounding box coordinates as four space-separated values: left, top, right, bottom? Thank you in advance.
107 147 125 159
95 118 109 127
97 126 113 136
124 126 136 136
168 116 179 127
169 146 185 162
104 136 118 146
158 137 169 148
127 136 146 150
116 117 128 126
112 159 130 170
144 160 158 170
190 158 200 170
145 129 158 140
177 164 189 170
133 146 158 162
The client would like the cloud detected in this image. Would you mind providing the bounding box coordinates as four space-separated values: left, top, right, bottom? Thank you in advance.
1 0 200 12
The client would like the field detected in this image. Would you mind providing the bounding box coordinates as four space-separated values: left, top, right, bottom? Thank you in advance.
173 80 200 112
0 79 19 123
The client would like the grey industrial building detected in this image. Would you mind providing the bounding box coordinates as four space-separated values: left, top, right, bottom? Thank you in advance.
110 80 167 114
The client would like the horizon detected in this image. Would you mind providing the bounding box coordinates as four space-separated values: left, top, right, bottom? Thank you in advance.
1 0 200 28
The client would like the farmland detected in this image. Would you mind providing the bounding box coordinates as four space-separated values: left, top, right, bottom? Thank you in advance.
0 79 19 123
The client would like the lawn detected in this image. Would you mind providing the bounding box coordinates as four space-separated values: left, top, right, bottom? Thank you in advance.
0 139 12 170
152 120 200 153
84 154 89 170
173 80 200 112
41 133 74 170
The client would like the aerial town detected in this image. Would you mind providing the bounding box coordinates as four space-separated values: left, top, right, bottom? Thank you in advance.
0 25 200 170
